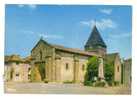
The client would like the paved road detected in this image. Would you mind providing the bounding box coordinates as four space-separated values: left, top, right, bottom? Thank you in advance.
4 82 131 94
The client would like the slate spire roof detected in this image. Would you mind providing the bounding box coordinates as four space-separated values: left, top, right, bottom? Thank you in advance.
85 25 107 49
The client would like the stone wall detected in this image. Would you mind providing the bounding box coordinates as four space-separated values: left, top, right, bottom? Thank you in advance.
61 56 74 82
114 55 121 83
5 62 30 82
56 50 88 83
123 59 131 86
78 58 88 82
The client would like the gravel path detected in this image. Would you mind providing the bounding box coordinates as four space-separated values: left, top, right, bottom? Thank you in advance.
4 82 131 94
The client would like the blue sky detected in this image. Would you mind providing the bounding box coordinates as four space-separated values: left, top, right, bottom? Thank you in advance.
5 5 132 59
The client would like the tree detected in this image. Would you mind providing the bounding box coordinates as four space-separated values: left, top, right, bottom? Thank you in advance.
30 66 42 82
104 63 114 85
38 63 45 80
84 56 99 85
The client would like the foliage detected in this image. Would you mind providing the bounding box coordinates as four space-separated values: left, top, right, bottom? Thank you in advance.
37 63 45 81
84 81 93 86
63 80 73 84
104 63 114 85
44 78 49 83
114 81 120 86
84 56 99 86
94 81 106 87
30 66 36 82
30 66 41 82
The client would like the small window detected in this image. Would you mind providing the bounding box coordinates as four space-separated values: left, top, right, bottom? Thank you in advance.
28 67 31 71
117 66 119 72
40 50 42 60
82 64 85 71
65 63 69 70
16 73 19 76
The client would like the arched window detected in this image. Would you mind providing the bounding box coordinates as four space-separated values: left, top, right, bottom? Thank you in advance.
66 63 69 70
40 50 42 60
117 66 119 72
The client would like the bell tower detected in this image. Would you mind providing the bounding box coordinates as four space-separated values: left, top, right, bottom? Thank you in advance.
84 25 107 56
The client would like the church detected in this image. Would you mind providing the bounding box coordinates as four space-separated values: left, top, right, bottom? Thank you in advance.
30 25 121 83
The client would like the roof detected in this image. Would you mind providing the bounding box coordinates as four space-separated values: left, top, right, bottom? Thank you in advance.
85 25 107 48
23 56 33 63
124 58 132 62
5 55 32 63
123 58 132 66
32 38 101 57
5 55 23 63
51 44 100 57
105 53 119 64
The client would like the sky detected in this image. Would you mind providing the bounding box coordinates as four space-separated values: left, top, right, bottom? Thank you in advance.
5 5 132 59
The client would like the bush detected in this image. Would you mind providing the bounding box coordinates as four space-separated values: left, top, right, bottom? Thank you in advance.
84 56 99 86
44 79 48 83
107 81 113 86
63 80 73 84
84 81 93 86
94 81 106 87
114 81 120 86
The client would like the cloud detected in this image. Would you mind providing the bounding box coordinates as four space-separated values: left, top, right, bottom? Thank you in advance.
28 4 37 9
22 30 63 39
80 18 117 30
18 4 25 8
109 33 131 39
39 33 64 39
21 30 64 39
17 4 37 10
99 9 112 15
22 30 34 34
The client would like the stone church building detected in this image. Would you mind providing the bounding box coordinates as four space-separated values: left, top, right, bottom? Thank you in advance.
30 25 121 83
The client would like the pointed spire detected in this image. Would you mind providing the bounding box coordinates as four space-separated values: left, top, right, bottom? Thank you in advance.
85 25 107 50
40 36 43 40
94 19 96 26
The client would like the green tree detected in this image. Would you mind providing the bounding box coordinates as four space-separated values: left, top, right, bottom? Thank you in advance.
104 63 114 85
38 63 45 80
84 56 99 85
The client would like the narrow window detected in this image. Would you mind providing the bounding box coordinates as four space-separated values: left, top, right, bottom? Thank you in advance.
82 64 85 71
28 67 31 72
117 66 119 72
16 73 19 76
40 50 42 60
66 63 69 70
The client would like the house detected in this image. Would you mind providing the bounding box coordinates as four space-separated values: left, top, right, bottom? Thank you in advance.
4 55 31 82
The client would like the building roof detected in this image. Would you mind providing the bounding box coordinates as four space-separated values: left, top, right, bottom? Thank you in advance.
32 38 101 57
52 44 100 57
5 55 23 63
123 58 132 67
5 55 32 63
85 25 107 48
23 56 33 63
124 58 132 63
